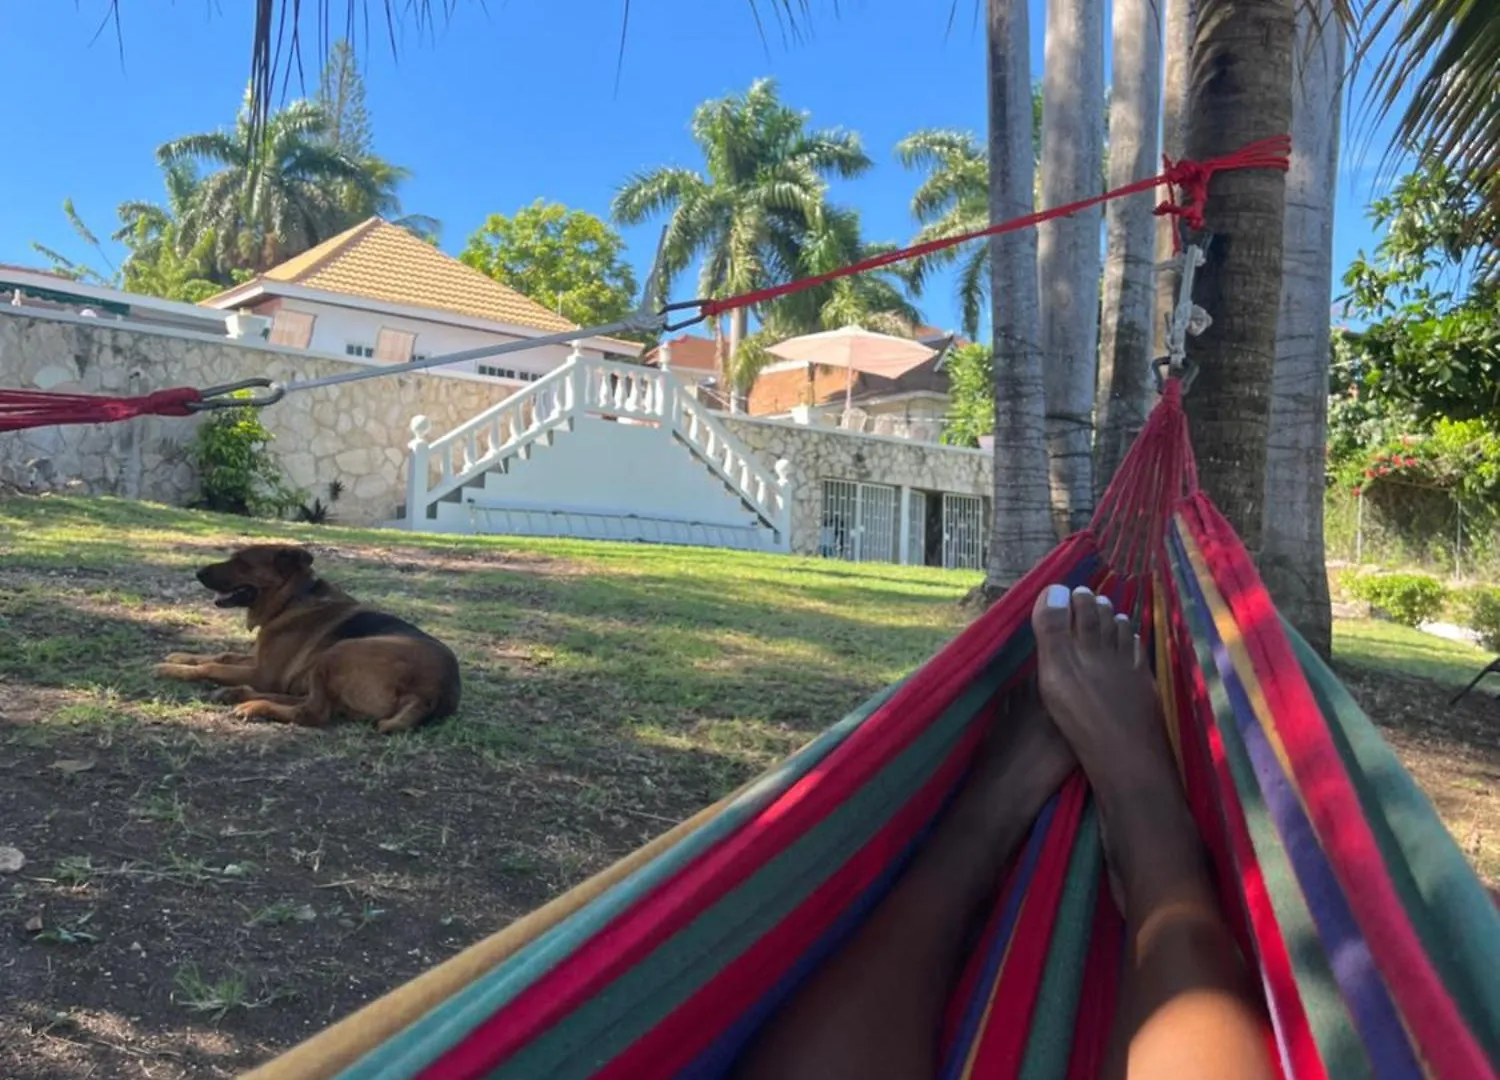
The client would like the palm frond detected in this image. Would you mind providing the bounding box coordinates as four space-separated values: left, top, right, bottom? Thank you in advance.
1361 0 1500 243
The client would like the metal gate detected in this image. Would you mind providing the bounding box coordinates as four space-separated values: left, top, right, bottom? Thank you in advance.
942 493 986 570
906 490 928 566
820 480 898 563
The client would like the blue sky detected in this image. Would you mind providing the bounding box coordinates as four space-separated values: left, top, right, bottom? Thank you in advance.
0 1 1401 335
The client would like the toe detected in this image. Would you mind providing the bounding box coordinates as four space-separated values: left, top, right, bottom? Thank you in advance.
1031 584 1074 650
1113 612 1134 655
1071 586 1103 648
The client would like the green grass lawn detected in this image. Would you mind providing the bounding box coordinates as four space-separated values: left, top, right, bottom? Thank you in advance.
0 493 1495 1079
1335 618 1495 689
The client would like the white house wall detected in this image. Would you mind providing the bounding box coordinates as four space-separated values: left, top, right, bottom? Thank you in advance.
718 415 993 557
273 298 601 377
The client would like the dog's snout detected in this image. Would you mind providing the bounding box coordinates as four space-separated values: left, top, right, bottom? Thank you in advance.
196 567 214 586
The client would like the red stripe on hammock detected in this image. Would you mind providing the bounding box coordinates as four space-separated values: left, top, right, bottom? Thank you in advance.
967 777 1090 1078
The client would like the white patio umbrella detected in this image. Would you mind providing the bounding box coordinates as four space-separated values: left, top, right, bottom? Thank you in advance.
765 326 937 425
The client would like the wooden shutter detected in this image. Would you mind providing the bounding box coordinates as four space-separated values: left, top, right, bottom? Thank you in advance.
268 309 316 349
374 327 417 363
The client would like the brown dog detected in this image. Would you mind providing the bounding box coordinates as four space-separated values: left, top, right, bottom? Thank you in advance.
155 544 461 734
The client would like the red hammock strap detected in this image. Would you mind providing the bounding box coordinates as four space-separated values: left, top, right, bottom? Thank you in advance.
0 386 203 433
1089 380 1197 576
696 135 1291 319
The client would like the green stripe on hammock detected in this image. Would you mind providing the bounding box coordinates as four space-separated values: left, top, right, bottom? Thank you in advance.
1017 806 1101 1080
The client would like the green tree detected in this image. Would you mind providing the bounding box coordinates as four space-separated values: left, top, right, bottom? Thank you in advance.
31 192 219 303
459 201 637 328
317 39 372 157
1340 167 1500 425
767 206 922 336
896 130 990 340
157 93 399 278
611 78 870 409
940 342 995 448
895 90 1042 340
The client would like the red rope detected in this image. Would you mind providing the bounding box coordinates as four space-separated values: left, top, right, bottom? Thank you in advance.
0 386 203 433
699 135 1291 318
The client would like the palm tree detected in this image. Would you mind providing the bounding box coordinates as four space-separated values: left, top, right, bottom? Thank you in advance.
985 0 1056 589
1365 0 1500 246
158 94 387 278
768 206 923 337
896 131 990 340
611 79 871 411
1178 0 1295 553
1095 0 1163 493
1038 0 1107 535
895 94 1043 342
1262 0 1343 657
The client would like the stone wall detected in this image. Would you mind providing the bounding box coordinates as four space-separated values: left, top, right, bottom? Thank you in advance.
718 415 992 555
0 309 513 523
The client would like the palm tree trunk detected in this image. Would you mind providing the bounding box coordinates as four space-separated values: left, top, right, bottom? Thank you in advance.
982 0 1056 593
1154 0 1197 355
1095 0 1163 494
728 306 748 413
1038 0 1105 534
1180 0 1295 553
1262 0 1342 657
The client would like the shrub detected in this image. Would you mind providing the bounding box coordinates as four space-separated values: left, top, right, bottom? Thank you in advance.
191 403 300 517
1346 572 1448 628
1454 586 1500 651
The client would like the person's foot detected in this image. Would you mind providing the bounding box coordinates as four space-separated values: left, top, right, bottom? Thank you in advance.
1030 584 1202 912
1029 584 1166 790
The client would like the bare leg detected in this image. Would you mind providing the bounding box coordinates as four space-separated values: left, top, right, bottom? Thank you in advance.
734 692 1076 1080
1031 584 1275 1080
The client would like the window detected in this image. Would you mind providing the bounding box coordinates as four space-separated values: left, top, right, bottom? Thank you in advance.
345 343 375 358
478 365 541 382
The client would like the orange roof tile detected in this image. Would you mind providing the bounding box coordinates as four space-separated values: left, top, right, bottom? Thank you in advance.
257 218 581 334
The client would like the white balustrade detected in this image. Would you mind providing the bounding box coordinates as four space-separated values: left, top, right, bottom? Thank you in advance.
406 353 792 545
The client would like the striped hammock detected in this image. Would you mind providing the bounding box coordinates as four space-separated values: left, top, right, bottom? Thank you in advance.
247 383 1500 1080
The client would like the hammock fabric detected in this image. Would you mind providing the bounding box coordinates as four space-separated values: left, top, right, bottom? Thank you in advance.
247 382 1500 1080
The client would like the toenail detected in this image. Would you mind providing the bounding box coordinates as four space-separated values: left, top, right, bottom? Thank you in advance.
1115 613 1130 624
1045 584 1071 608
1095 594 1111 607
1071 585 1093 598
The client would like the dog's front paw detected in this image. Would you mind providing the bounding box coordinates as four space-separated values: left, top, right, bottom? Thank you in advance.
209 686 250 705
161 653 203 666
154 663 197 680
232 700 284 722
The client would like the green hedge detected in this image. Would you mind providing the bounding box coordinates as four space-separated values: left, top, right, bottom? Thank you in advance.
1345 572 1448 628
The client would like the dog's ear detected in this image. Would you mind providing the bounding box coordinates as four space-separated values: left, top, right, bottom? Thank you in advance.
273 547 314 576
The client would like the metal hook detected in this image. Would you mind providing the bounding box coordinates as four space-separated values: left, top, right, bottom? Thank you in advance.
184 377 286 411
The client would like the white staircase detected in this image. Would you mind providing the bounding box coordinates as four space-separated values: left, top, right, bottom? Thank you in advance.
404 351 792 551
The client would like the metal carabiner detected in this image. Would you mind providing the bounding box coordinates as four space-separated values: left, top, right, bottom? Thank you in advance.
184 377 287 411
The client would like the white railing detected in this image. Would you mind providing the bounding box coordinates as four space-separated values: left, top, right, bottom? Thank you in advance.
406 350 791 543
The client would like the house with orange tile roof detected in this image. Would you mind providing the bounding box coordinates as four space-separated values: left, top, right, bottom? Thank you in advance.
201 218 641 389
